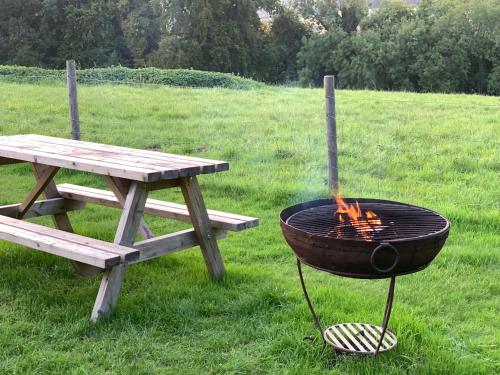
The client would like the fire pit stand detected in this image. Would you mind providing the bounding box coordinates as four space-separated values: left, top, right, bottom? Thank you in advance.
297 259 397 355
280 198 450 356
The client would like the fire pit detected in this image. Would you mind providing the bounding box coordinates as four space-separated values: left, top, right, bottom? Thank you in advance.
280 197 450 355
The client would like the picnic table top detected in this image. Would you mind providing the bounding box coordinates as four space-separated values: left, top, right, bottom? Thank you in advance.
0 134 228 182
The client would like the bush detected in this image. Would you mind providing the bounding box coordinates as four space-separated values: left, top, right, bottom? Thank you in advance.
0 65 264 90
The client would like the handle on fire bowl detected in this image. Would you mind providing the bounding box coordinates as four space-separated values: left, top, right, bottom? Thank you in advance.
370 243 400 274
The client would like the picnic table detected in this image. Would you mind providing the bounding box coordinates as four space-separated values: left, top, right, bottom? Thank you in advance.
0 134 258 321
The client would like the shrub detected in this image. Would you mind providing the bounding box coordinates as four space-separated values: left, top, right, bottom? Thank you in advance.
0 65 264 90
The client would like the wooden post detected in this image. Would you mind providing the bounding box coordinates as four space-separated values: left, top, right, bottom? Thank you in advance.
66 60 80 140
324 75 339 194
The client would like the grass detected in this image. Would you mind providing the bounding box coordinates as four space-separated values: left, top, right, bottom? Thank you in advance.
0 80 498 374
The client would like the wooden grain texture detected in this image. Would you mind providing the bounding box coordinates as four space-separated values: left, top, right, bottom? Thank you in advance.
17 166 59 219
0 215 139 268
27 134 229 173
0 134 229 182
180 176 225 279
10 138 200 177
66 60 80 140
132 228 226 264
146 179 180 191
324 75 339 194
0 139 163 182
0 213 138 261
91 181 149 321
103 176 153 240
31 163 100 277
0 157 24 165
57 183 259 232
113 182 149 246
0 198 84 219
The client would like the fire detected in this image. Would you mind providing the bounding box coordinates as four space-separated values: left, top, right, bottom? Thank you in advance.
334 196 382 240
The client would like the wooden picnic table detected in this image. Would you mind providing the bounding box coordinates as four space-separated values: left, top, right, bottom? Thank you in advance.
0 134 258 321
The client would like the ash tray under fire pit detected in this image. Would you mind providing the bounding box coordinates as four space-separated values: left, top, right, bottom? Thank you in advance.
280 198 450 355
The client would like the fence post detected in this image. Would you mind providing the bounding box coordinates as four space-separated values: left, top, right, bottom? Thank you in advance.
66 60 80 140
324 75 339 195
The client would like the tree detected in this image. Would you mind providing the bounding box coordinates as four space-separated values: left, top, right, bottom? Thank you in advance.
291 0 368 32
149 0 278 78
58 1 124 67
259 7 310 82
120 0 161 67
0 0 45 66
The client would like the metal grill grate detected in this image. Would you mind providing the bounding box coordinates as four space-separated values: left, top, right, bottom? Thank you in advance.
323 323 397 354
286 202 448 241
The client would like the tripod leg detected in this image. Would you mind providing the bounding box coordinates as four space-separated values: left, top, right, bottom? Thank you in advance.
374 276 396 355
297 258 325 342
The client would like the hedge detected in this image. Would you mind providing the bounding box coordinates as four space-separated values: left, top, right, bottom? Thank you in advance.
0 65 264 90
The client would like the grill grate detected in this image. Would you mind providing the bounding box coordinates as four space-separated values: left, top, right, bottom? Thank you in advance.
286 203 448 241
323 323 397 354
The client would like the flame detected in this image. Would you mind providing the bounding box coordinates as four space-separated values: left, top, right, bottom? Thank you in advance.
334 196 382 241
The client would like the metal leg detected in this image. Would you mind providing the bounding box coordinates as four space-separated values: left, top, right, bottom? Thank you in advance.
297 258 325 342
374 276 396 355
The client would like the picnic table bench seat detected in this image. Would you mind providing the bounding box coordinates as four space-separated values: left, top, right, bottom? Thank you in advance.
0 214 139 268
57 183 259 232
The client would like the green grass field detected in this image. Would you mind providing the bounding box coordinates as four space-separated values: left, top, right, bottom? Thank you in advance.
0 81 498 374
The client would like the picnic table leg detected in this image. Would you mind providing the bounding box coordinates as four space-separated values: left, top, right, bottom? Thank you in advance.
91 181 148 321
180 176 225 279
102 176 154 239
30 163 100 277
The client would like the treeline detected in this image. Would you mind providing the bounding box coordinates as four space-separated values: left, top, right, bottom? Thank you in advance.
0 0 499 94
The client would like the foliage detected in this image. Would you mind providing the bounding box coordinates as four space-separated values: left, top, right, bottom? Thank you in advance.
291 0 368 32
0 65 264 89
297 0 500 94
258 7 310 83
149 0 279 80
0 81 498 373
0 0 499 93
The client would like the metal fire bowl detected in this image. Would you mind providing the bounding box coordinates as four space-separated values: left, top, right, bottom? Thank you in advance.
280 198 450 279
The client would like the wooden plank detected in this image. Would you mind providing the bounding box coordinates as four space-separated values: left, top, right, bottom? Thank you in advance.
132 228 227 264
7 138 201 178
0 213 139 263
31 163 100 277
0 141 162 182
0 138 180 178
0 157 24 165
103 176 153 240
91 181 149 322
17 166 59 219
180 176 225 279
0 198 84 219
25 134 229 173
146 179 180 191
0 217 120 268
57 183 259 232
26 137 205 176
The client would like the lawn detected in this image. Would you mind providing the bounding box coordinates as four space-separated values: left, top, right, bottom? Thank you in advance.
0 81 498 374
